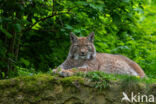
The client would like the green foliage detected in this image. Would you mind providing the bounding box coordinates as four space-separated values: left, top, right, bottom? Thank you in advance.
77 71 112 90
0 0 155 79
85 71 111 90
77 71 156 84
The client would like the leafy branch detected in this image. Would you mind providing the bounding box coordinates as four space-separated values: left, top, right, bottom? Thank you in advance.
24 5 77 32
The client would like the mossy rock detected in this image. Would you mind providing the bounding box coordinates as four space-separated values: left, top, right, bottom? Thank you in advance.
0 74 156 104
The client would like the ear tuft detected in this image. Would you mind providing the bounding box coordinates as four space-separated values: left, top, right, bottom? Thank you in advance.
70 32 77 43
87 32 95 42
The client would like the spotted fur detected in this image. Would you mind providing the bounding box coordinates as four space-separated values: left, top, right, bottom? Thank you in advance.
56 32 145 77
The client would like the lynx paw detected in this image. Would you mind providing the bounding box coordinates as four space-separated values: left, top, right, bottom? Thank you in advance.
52 68 62 74
59 70 74 77
52 69 57 73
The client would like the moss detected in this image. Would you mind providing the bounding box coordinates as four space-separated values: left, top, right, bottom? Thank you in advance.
17 75 55 93
23 95 41 103
63 97 83 104
0 73 156 104
0 78 20 89
60 76 84 85
148 84 156 96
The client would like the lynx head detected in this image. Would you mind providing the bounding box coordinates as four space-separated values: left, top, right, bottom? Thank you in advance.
68 32 96 60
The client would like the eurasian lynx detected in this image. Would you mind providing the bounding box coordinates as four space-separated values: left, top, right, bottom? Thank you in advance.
54 32 145 77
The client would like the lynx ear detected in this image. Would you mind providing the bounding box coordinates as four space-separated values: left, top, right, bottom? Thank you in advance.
87 32 95 42
70 32 78 43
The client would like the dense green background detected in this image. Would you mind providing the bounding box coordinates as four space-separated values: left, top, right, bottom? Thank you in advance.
0 0 155 79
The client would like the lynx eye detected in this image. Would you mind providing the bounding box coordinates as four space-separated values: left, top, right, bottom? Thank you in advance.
88 45 92 50
73 45 79 49
73 45 79 47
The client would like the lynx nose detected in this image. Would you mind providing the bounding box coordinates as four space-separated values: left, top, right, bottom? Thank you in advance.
80 49 85 56
81 52 85 55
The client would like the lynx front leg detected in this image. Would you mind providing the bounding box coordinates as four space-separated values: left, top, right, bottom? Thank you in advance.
52 68 75 77
59 67 89 77
78 67 89 72
53 67 89 77
59 69 75 77
52 68 62 74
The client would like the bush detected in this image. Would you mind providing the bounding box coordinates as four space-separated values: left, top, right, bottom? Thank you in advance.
0 0 155 78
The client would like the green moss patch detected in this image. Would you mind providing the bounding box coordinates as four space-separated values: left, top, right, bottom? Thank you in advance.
0 73 156 104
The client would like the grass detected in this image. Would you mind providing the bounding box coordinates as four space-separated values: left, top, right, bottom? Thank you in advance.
3 66 156 87
0 71 155 93
76 71 156 84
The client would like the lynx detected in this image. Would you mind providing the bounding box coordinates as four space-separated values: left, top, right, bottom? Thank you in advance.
54 32 145 77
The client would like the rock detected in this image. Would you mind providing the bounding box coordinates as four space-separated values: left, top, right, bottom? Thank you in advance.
0 74 155 104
